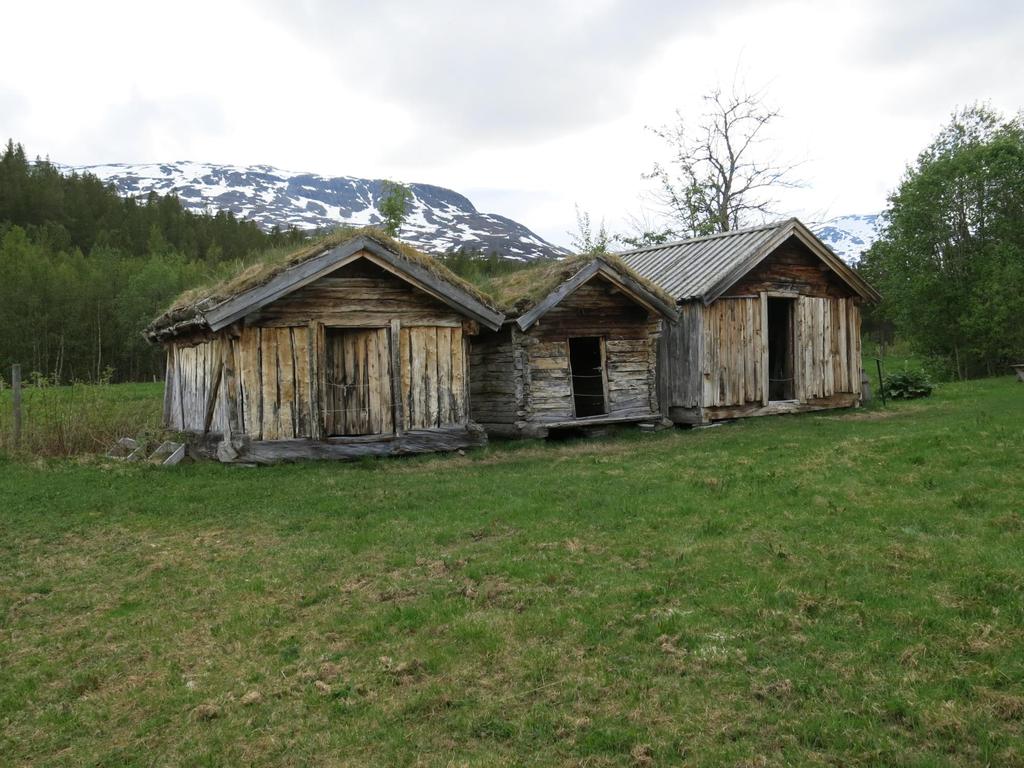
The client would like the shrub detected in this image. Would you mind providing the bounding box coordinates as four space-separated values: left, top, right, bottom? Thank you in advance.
882 369 934 400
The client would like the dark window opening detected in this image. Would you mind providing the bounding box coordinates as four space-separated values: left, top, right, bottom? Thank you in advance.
767 298 795 401
569 336 606 417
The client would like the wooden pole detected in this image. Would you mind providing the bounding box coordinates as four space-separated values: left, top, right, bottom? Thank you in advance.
12 364 22 447
875 358 886 406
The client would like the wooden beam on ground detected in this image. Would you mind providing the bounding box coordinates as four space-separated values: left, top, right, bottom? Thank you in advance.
196 424 487 465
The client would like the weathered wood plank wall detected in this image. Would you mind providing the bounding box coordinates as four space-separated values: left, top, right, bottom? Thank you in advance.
657 302 702 412
164 339 227 434
796 297 862 400
165 254 476 442
469 278 662 433
700 298 764 408
688 295 862 410
252 258 464 328
399 326 467 430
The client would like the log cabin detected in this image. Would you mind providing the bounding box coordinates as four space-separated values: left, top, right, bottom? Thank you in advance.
145 230 505 463
469 255 679 438
619 218 881 424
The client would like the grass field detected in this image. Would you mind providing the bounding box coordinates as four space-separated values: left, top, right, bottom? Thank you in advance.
1 377 1022 766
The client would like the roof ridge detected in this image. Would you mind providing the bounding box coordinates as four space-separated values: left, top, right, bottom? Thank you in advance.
616 218 796 256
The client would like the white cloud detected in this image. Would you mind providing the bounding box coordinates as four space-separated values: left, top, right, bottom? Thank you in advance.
1 0 1021 247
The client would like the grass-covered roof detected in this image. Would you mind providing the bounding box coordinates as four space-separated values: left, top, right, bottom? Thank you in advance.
146 227 500 339
481 253 678 316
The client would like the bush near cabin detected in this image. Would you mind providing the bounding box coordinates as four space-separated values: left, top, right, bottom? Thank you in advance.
882 369 934 400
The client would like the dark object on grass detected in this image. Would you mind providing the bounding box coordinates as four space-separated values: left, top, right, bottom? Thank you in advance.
882 370 934 400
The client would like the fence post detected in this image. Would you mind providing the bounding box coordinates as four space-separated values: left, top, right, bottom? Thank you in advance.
11 364 22 447
875 358 886 406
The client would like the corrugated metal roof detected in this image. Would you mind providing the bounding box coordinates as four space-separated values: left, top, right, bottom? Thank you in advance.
618 220 793 302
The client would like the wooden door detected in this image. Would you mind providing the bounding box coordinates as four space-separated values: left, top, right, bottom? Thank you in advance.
324 328 393 436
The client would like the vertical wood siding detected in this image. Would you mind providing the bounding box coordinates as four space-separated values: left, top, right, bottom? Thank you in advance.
657 302 702 410
697 295 864 408
399 326 467 430
235 325 312 440
701 298 764 407
796 297 861 400
163 339 227 433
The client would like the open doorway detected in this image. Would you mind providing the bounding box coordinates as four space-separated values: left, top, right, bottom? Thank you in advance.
568 336 606 417
767 298 795 401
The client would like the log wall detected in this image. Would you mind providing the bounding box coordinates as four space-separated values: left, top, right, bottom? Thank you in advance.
469 277 662 433
468 327 523 430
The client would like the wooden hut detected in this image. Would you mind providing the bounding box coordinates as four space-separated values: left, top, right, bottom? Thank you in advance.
619 218 881 424
469 255 678 438
145 230 505 463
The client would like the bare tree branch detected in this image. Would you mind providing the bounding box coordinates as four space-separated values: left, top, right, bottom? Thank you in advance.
645 85 803 237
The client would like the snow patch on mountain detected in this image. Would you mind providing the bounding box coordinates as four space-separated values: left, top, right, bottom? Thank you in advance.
74 161 569 261
811 214 885 263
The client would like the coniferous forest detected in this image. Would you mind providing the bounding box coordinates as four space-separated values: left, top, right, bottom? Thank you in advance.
0 140 305 383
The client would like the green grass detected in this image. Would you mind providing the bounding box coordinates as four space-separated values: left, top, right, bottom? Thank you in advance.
1 378 1023 766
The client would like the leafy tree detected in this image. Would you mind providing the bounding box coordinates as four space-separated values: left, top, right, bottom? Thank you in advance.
860 105 1024 379
0 139 307 383
379 180 412 236
647 86 799 237
614 210 677 249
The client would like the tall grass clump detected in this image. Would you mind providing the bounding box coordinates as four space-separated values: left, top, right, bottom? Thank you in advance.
0 371 163 458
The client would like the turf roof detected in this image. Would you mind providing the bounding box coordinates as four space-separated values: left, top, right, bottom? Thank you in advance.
482 253 678 316
146 227 500 339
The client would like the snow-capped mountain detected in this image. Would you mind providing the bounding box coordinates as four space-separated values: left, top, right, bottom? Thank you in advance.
812 214 884 263
74 161 568 260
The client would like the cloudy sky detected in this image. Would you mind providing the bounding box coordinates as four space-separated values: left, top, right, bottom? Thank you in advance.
2 0 1022 246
